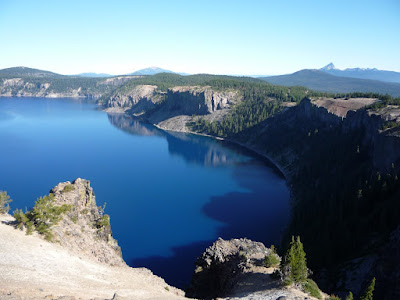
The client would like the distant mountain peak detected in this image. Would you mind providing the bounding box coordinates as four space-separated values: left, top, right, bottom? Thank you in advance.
320 63 337 71
128 67 175 76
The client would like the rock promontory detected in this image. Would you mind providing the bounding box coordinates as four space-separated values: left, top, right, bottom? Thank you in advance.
187 238 319 300
49 178 123 266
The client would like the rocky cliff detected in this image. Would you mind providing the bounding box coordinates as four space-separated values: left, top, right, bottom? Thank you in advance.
103 84 239 118
50 178 124 266
234 98 400 298
0 76 135 99
104 84 162 113
187 238 321 300
146 86 239 130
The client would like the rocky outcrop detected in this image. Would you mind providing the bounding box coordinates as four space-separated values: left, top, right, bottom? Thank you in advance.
187 238 320 300
50 178 124 266
104 85 162 113
187 238 272 299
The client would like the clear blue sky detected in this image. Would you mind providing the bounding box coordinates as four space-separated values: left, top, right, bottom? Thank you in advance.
0 0 399 75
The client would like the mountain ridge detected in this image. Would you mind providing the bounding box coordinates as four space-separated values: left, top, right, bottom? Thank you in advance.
320 63 400 83
0 66 64 78
260 69 400 97
129 67 177 76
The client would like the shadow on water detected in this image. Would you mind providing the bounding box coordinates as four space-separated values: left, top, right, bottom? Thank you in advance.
108 113 290 288
202 159 290 245
130 240 214 289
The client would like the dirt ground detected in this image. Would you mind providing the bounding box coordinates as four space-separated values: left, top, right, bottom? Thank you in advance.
0 214 185 300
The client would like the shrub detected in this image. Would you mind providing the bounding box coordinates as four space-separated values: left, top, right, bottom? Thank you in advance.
62 184 75 193
327 296 342 300
302 279 322 299
360 277 375 300
13 209 28 229
0 190 12 214
345 291 354 300
95 214 110 228
265 247 280 268
13 193 71 241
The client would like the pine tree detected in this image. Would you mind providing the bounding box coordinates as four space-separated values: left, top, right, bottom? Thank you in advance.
345 291 353 300
281 236 308 285
0 190 12 214
360 277 375 300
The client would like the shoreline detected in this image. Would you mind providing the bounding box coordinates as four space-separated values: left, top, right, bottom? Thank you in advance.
104 107 290 181
151 118 290 181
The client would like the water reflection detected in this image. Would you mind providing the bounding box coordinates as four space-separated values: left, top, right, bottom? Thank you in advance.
107 113 162 137
107 113 244 167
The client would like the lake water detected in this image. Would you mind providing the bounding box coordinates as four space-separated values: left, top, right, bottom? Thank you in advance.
0 97 290 287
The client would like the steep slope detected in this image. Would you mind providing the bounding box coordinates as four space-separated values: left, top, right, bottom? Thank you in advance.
260 69 400 97
320 63 400 83
229 98 400 298
103 84 162 113
0 179 185 300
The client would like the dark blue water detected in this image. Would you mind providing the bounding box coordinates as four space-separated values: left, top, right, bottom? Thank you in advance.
0 97 290 287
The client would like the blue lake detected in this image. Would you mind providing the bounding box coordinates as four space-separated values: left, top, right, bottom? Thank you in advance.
0 97 290 287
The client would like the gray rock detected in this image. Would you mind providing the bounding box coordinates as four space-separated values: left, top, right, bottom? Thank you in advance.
49 178 124 266
186 238 276 299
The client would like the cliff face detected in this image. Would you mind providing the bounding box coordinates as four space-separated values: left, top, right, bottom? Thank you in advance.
166 86 238 115
103 85 239 131
146 86 239 129
235 99 400 298
104 85 161 113
307 98 400 172
240 98 400 175
50 178 124 266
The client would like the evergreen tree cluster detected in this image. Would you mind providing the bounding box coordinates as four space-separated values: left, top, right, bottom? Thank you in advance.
281 236 308 285
280 236 375 300
13 193 71 241
188 98 281 137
